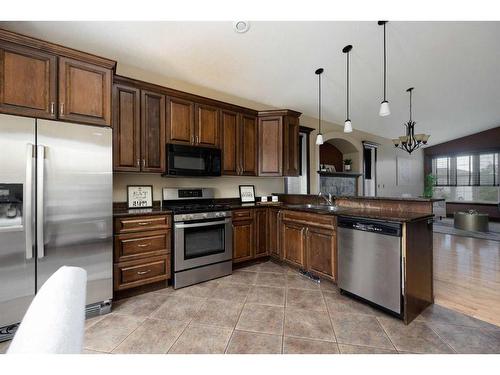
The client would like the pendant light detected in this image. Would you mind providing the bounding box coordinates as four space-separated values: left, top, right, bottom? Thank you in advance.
315 68 324 145
378 21 391 116
392 87 430 154
343 45 353 133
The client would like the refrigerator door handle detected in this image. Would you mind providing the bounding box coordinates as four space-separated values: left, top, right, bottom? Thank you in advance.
25 143 35 260
37 145 46 259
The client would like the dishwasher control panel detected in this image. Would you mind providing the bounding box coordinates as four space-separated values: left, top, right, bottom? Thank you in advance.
338 216 402 237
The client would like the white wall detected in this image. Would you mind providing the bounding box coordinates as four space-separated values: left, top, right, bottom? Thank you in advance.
113 173 283 202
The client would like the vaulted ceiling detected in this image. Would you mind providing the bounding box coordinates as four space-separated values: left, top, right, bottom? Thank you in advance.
2 21 499 145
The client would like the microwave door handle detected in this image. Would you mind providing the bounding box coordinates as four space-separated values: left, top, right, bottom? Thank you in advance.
37 145 45 259
25 143 35 259
175 219 231 229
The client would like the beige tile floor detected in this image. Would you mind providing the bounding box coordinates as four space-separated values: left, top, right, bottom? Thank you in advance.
1 259 499 355
79 260 499 354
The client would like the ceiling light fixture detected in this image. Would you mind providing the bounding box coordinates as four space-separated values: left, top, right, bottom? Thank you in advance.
233 21 250 34
343 45 353 133
315 68 324 145
392 87 430 154
378 21 391 117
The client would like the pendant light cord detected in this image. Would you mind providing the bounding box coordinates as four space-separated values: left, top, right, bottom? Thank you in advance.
346 51 350 120
318 72 322 133
383 22 387 101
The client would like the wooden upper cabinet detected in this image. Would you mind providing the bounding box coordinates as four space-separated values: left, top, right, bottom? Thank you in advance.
166 97 194 145
240 114 258 176
306 226 336 281
221 111 257 176
0 43 57 119
221 110 239 175
283 115 300 176
113 84 141 172
58 57 112 126
258 116 283 176
195 104 219 147
141 90 166 172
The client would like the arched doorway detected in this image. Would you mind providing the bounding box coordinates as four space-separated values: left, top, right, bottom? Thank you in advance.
314 132 363 196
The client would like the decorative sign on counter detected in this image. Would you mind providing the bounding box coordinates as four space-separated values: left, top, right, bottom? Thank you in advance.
127 185 153 208
239 185 256 203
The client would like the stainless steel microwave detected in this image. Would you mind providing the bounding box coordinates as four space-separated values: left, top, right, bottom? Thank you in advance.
163 144 222 177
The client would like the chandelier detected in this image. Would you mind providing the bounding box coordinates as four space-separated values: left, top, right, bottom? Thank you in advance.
392 87 430 154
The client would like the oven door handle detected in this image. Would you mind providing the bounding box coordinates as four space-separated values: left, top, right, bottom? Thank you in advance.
175 219 231 229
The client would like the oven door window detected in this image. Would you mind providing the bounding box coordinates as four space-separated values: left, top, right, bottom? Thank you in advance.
173 154 206 171
184 223 225 259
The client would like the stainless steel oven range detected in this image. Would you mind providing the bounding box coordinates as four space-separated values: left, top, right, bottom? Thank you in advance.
163 188 232 289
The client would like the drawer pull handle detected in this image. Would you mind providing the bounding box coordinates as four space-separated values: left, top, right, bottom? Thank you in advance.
137 269 152 275
137 222 151 226
137 242 151 248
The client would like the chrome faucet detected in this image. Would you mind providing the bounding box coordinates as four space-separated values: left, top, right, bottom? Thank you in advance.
318 192 334 206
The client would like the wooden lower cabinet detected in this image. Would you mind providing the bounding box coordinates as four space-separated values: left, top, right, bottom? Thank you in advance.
232 214 255 263
267 208 280 258
281 221 306 267
279 210 337 281
113 214 171 291
255 208 268 258
306 225 336 280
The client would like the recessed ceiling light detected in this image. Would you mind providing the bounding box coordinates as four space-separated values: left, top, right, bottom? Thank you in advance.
233 21 250 34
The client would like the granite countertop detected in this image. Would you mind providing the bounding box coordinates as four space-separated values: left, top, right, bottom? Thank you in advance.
335 195 445 202
227 202 432 223
113 200 434 223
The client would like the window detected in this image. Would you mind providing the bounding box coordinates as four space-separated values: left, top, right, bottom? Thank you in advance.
433 157 450 185
479 153 498 186
432 152 499 187
431 152 500 203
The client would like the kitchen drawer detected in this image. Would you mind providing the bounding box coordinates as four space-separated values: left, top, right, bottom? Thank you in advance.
114 214 171 234
114 229 171 263
114 256 170 291
232 209 254 221
282 210 336 229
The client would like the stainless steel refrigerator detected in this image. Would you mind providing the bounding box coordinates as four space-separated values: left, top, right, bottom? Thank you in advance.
0 114 113 341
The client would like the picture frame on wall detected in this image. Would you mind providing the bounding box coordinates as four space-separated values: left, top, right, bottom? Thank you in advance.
239 185 256 203
127 185 153 208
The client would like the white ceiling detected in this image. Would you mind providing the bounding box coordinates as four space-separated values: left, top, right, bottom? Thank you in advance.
2 21 500 145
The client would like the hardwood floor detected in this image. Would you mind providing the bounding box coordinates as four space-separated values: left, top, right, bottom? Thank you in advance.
434 232 500 326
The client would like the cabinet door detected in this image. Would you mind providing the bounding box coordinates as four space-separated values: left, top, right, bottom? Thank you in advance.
283 115 300 176
221 110 239 175
267 208 280 258
141 90 166 172
58 57 112 126
306 226 336 281
255 208 268 258
232 219 255 263
240 114 258 176
258 116 283 176
281 221 306 267
195 103 219 147
0 43 57 119
112 84 141 171
166 97 194 145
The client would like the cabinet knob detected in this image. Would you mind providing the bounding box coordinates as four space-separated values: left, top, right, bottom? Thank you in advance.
60 102 64 115
136 159 140 168
50 102 55 115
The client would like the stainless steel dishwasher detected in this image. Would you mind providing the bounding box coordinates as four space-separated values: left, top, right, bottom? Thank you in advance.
337 216 403 316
